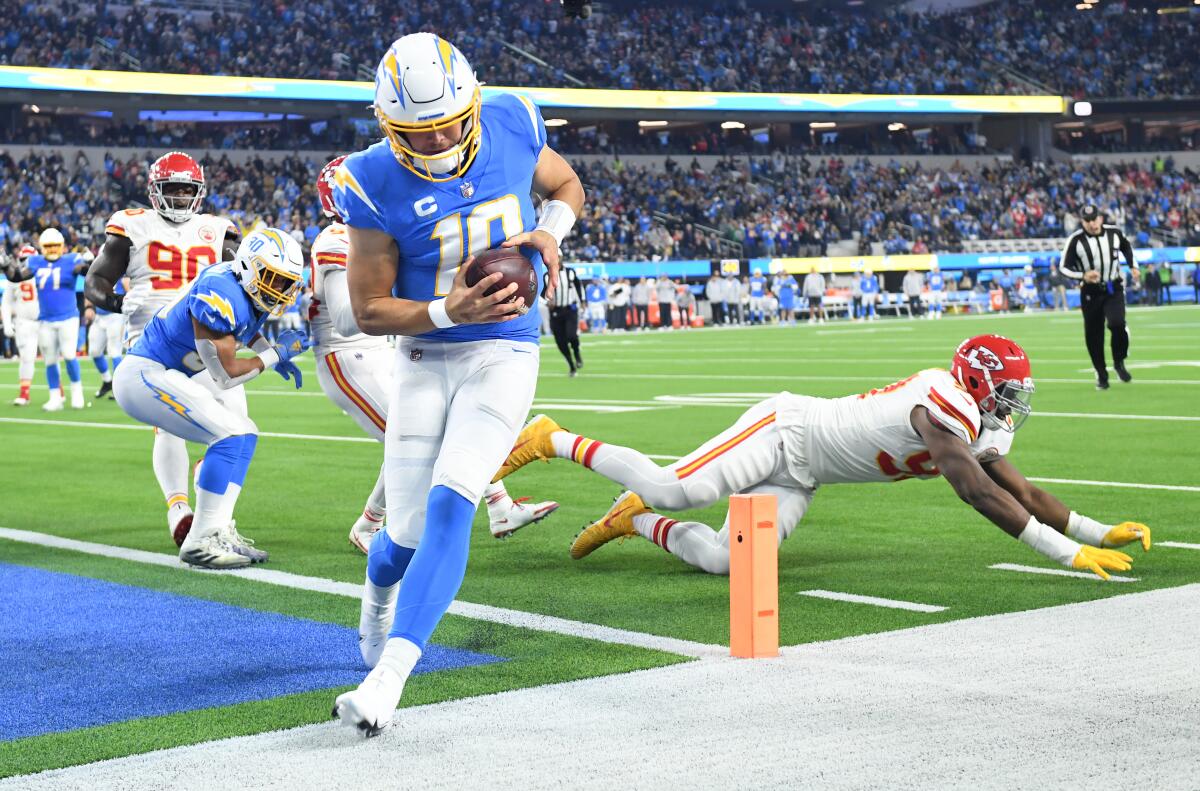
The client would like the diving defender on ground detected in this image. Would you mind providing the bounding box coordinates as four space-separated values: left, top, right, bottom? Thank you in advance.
497 335 1150 579
86 152 242 543
310 157 559 552
330 33 584 737
113 228 310 569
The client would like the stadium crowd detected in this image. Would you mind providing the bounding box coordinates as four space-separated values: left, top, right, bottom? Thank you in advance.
2 0 1194 97
1 148 1196 261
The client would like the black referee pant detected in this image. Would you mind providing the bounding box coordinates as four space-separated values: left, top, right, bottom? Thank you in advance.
549 305 582 374
1080 281 1129 381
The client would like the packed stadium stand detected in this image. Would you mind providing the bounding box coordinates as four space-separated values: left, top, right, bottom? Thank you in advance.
1 0 1193 97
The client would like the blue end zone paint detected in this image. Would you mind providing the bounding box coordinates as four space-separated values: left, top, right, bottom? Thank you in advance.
0 563 505 741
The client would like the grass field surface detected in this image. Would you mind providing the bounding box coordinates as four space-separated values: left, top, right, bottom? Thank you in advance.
2 304 1197 778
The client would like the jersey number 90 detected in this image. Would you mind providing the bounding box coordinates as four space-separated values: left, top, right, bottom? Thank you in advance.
148 242 219 291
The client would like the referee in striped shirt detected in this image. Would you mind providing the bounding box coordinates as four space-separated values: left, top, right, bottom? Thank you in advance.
545 264 585 376
1059 204 1140 389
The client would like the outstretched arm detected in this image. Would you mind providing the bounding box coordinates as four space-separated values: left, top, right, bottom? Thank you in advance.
912 406 1133 580
984 457 1151 551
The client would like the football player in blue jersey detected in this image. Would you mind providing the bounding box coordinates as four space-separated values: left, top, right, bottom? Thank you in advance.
86 278 126 399
4 229 90 410
748 268 767 324
112 228 310 569
926 262 946 320
331 32 584 736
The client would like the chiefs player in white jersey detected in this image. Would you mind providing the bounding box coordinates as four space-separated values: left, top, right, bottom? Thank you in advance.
2 244 39 405
310 157 558 552
496 335 1151 579
85 151 241 546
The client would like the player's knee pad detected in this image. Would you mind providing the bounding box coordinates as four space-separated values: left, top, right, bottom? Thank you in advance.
385 435 439 549
646 477 719 512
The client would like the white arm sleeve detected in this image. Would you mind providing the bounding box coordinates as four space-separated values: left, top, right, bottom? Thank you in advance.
322 268 363 338
196 338 264 390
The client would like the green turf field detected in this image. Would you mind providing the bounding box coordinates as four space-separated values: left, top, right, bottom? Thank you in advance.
2 305 1197 777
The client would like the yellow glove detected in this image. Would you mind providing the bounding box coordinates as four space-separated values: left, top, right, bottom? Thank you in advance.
1102 522 1151 552
1071 545 1133 581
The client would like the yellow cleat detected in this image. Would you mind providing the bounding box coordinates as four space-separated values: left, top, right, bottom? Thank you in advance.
570 491 650 560
492 414 562 482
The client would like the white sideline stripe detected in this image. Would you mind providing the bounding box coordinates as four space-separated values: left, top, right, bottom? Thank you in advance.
1026 476 1200 493
0 527 724 659
1038 411 1200 422
14 585 1200 791
798 589 947 613
4 418 1195 493
539 371 1200 385
989 563 1139 582
1159 541 1200 551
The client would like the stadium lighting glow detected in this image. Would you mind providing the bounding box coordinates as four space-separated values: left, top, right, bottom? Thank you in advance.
1074 101 1093 117
888 122 906 131
721 121 746 129
809 122 836 129
544 118 569 127
30 104 39 113
1075 2 1091 8
638 120 669 127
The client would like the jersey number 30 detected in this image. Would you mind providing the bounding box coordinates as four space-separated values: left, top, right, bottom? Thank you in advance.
148 242 218 290
429 194 523 296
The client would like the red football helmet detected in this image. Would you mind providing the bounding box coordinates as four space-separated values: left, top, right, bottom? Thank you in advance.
317 155 348 222
951 334 1034 432
17 244 37 262
148 152 206 223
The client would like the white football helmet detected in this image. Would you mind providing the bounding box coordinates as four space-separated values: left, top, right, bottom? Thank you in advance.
373 32 482 182
38 228 65 261
231 228 304 314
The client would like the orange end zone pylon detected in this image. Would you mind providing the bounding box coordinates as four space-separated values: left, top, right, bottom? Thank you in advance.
728 493 779 658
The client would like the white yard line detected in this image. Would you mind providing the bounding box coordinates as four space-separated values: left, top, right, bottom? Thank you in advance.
797 589 947 613
1025 476 1200 493
1159 541 1200 551
11 584 1199 791
989 562 1139 582
0 527 724 659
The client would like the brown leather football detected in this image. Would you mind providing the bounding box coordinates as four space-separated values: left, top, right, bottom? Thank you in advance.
465 248 538 315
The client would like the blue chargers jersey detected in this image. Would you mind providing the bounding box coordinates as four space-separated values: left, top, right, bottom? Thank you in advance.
777 275 797 297
334 92 548 343
29 253 84 321
861 275 880 294
95 279 126 316
749 276 766 298
929 272 944 292
586 284 607 304
131 264 266 374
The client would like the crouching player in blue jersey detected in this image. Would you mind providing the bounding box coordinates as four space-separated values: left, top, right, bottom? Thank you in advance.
330 33 584 736
113 228 310 569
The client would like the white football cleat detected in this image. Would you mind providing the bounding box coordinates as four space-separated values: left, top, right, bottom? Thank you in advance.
332 650 408 738
220 520 268 564
349 514 383 554
12 396 29 406
42 394 64 412
359 580 399 668
69 391 86 409
179 533 251 569
490 497 560 539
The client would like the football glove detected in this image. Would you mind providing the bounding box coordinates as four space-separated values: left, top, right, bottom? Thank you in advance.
273 329 310 363
274 360 303 389
1071 545 1133 581
1102 522 1151 552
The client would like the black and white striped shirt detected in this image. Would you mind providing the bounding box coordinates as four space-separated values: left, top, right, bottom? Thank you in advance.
1059 225 1137 284
545 265 584 310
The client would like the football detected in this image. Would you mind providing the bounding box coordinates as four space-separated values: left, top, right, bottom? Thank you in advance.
465 248 538 315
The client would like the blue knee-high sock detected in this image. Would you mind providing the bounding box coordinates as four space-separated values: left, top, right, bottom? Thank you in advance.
229 434 257 488
197 435 245 495
46 363 60 391
64 358 81 383
388 485 475 650
112 355 122 370
367 528 416 588
93 355 109 375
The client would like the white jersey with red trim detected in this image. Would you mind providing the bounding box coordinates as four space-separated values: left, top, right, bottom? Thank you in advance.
105 208 236 344
2 276 39 321
308 222 387 353
777 368 1014 486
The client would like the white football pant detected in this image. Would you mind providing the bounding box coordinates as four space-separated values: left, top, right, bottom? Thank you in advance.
114 354 253 445
385 337 539 548
315 347 393 442
38 317 80 366
12 317 38 381
89 312 125 358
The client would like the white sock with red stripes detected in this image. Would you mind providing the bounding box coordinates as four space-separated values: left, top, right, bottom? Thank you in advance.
633 512 729 575
363 466 387 524
550 432 678 501
483 482 513 521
